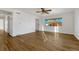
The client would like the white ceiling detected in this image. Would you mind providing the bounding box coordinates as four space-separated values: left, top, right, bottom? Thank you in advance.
10 8 75 17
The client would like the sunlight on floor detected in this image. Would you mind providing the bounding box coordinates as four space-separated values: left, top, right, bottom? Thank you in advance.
54 26 59 32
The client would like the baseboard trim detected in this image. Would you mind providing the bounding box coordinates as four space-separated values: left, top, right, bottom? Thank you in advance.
38 30 74 35
74 34 79 40
12 31 36 37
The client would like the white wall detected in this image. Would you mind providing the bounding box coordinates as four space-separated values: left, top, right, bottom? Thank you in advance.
0 19 4 30
39 12 74 34
12 11 37 36
0 9 38 36
74 9 79 40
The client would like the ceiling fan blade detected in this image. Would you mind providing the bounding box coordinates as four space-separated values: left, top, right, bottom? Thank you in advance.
41 8 44 10
46 9 52 11
44 11 49 14
46 12 49 14
36 8 51 14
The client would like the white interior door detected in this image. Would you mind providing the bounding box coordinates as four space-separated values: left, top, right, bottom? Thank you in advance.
35 19 39 31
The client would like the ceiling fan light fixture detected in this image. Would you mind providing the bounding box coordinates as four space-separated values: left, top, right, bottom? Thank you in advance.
36 8 52 14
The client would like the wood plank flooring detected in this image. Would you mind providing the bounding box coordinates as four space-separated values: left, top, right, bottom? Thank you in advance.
0 31 79 51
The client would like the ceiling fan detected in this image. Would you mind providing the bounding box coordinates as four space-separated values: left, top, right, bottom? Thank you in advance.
36 8 52 14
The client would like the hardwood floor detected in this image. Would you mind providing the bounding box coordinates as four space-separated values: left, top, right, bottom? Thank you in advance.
0 31 79 51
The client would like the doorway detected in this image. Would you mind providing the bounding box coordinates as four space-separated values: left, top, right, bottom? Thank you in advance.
0 15 9 36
